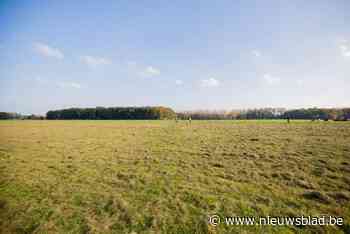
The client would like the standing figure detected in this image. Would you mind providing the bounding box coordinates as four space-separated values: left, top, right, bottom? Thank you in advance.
189 116 192 124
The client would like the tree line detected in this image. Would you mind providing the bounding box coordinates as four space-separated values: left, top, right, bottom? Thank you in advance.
1 107 349 120
0 112 44 120
46 106 176 120
177 108 350 121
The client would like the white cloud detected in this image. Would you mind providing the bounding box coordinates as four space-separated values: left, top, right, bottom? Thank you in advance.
340 44 350 57
263 74 281 85
34 76 49 85
57 82 82 89
338 38 348 44
140 66 161 77
296 79 304 86
200 77 220 87
34 43 64 59
126 61 137 66
81 55 112 67
252 50 261 57
35 76 43 82
146 66 160 75
34 76 82 89
175 79 183 85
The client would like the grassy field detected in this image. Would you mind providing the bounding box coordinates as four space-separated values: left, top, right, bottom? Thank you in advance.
0 120 349 233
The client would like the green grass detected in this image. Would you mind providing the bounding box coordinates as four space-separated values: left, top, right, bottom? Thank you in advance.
0 120 349 233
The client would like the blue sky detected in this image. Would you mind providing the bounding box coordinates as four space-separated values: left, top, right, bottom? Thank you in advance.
0 0 349 114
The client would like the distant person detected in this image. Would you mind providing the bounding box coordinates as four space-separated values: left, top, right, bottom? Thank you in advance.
189 117 192 124
287 117 290 123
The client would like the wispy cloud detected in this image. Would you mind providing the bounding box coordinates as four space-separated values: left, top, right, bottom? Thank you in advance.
81 56 112 68
34 76 44 83
126 61 137 66
140 66 161 77
34 76 82 89
263 74 280 85
296 79 304 86
200 77 220 87
175 79 183 85
252 50 262 57
34 76 49 85
34 42 64 59
339 44 350 58
57 82 82 89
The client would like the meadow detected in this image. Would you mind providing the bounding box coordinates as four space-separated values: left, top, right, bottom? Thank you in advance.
0 120 349 233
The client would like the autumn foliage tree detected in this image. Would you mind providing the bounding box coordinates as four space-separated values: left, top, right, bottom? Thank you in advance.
46 106 176 120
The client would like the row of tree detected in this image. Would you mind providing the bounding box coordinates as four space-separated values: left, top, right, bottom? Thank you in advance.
46 106 176 120
0 112 21 120
1 107 349 120
177 108 287 120
0 112 44 120
282 108 350 120
177 108 350 120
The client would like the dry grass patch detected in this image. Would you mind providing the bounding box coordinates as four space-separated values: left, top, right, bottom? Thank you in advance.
0 120 349 233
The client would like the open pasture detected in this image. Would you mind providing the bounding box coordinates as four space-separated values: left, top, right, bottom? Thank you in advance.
0 120 349 233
